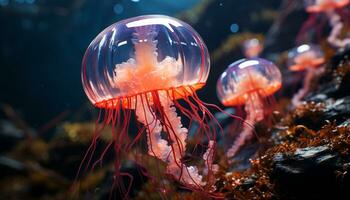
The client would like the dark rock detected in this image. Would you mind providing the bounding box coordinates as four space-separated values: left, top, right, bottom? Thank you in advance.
240 178 256 190
331 45 350 68
311 73 350 100
293 96 350 129
339 119 350 127
308 93 328 102
332 67 350 99
0 120 24 152
0 156 26 177
324 96 350 123
292 103 327 130
308 46 350 100
230 142 260 172
271 145 347 199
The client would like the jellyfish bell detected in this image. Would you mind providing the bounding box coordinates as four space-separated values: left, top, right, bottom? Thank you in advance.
217 58 282 108
288 44 325 106
217 58 282 158
305 0 350 13
242 38 263 59
81 15 220 196
83 15 210 108
287 44 325 71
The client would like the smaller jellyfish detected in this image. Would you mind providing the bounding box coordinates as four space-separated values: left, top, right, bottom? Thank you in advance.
299 0 350 47
288 44 325 106
305 0 350 13
217 58 282 158
242 38 263 59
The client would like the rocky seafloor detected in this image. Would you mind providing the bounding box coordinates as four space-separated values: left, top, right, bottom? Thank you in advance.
219 47 350 200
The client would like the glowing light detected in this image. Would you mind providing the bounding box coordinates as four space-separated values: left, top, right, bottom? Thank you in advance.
117 41 127 47
126 17 182 32
113 4 124 14
221 71 227 78
238 60 259 69
230 23 239 33
297 44 311 53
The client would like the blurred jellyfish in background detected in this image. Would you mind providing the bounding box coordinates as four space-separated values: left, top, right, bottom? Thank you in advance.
217 58 282 158
288 44 325 106
298 0 350 48
242 38 263 58
81 15 221 196
305 0 350 13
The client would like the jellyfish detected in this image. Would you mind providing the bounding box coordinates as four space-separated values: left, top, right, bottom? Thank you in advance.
81 15 219 195
288 44 325 106
298 0 350 48
242 38 263 59
305 0 350 13
217 58 282 158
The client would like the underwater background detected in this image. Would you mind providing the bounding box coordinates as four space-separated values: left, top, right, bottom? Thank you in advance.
1 0 350 199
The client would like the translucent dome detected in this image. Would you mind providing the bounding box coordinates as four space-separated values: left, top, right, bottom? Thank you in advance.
287 44 324 71
304 0 350 13
217 58 282 106
82 15 210 107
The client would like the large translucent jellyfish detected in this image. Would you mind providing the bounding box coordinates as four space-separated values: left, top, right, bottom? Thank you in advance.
242 38 263 59
298 0 350 47
288 44 325 106
81 15 219 195
217 58 282 158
